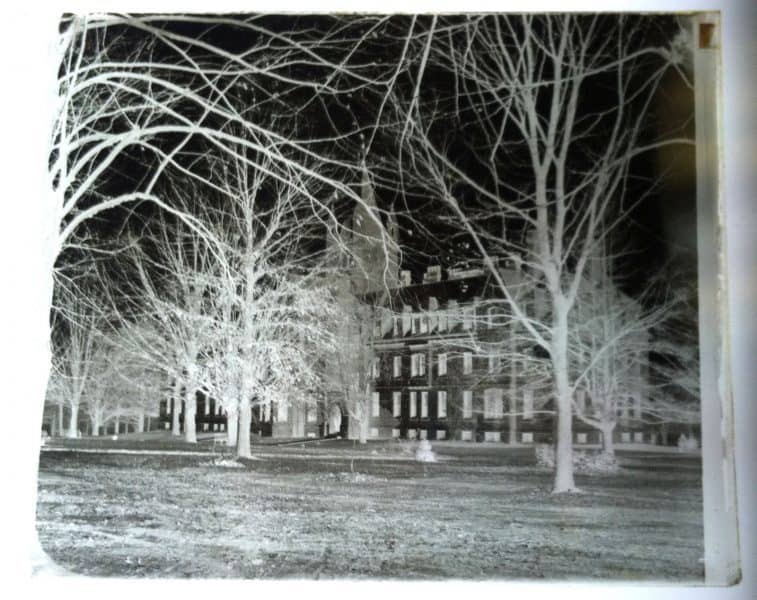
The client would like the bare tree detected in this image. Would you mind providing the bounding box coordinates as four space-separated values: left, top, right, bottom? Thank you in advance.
48 282 105 438
395 14 692 492
201 150 341 457
43 14 408 449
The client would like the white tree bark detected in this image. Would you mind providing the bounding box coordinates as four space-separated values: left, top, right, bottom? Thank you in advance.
183 384 197 444
171 378 182 436
66 402 79 439
552 305 577 493
237 400 252 459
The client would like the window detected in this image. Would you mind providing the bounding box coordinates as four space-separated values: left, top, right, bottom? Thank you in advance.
632 394 642 420
203 399 210 415
438 391 447 418
402 311 411 335
391 428 401 438
373 319 382 337
411 353 426 377
521 432 533 443
372 392 380 417
307 407 317 423
438 311 448 331
371 357 380 378
263 402 271 422
277 401 288 423
461 430 473 441
484 431 501 442
392 392 402 417
462 390 473 418
393 355 402 378
370 428 379 438
438 353 447 376
393 318 400 337
488 354 500 373
436 430 446 440
463 352 473 375
634 432 644 443
621 399 630 419
448 301 459 329
463 306 474 330
419 429 428 440
421 391 428 418
409 392 417 418
484 388 503 418
621 432 631 443
523 388 534 420
576 432 588 444
420 315 428 334
411 315 419 335
407 429 417 440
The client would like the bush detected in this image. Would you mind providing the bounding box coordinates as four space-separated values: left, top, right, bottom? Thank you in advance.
535 444 620 474
415 440 437 463
677 434 699 451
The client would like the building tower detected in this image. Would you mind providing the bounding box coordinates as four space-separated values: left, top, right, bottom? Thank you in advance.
350 162 399 295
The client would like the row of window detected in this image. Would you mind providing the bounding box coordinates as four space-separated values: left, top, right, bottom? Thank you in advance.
370 388 535 420
370 429 647 443
376 351 498 379
375 304 508 338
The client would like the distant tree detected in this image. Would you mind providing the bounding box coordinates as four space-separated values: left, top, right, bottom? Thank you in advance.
48 282 105 438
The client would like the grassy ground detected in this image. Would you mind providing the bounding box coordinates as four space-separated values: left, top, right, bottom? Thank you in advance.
36 437 704 581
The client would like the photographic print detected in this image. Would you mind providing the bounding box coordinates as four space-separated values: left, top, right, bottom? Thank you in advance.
33 10 739 583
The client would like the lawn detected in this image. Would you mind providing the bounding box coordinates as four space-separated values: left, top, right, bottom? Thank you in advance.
35 437 704 580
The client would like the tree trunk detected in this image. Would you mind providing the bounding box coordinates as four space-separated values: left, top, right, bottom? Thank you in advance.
600 423 616 457
114 416 120 435
359 413 368 445
91 415 101 437
226 406 239 448
57 403 64 438
237 400 252 459
66 402 79 438
171 378 181 436
508 333 518 444
137 411 145 433
552 307 577 493
183 386 197 443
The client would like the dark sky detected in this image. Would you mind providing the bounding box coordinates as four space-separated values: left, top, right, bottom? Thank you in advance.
61 13 698 297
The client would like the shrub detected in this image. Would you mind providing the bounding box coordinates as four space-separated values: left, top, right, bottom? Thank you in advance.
415 440 437 463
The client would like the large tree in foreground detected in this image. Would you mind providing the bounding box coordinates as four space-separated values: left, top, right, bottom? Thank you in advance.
396 14 692 492
199 148 341 458
44 13 405 447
